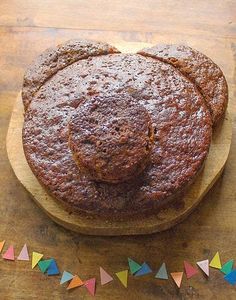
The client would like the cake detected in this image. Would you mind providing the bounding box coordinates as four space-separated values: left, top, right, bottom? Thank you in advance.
68 95 154 183
138 44 228 125
22 39 119 110
22 39 227 218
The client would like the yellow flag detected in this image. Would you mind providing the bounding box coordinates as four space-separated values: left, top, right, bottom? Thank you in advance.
209 252 222 269
0 240 5 253
32 251 43 269
116 270 128 288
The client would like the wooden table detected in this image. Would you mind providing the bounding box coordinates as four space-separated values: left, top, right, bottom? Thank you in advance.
0 1 235 299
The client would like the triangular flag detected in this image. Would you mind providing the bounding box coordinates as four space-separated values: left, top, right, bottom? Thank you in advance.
128 258 142 275
100 267 113 285
2 245 14 260
67 275 84 290
184 261 198 279
84 278 96 296
155 262 168 280
171 272 183 288
47 259 60 275
17 244 29 261
224 269 236 285
0 240 5 253
60 271 74 284
116 270 128 288
135 262 152 276
38 259 53 273
32 252 43 269
221 259 234 275
197 260 209 276
209 252 222 269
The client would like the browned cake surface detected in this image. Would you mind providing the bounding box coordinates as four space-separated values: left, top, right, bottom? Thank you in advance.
138 44 228 125
68 95 154 183
22 52 212 218
22 39 120 110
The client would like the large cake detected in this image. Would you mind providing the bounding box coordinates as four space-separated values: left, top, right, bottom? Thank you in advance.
22 40 228 218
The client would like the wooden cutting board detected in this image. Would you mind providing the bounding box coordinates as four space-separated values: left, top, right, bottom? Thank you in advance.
6 44 233 236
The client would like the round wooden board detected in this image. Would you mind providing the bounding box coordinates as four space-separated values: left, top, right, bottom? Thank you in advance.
6 43 232 236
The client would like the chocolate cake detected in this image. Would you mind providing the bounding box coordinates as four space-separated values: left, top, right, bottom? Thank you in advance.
138 44 228 125
68 95 154 183
22 39 120 110
22 40 217 218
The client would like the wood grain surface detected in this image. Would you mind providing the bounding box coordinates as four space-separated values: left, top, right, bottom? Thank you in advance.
0 1 236 299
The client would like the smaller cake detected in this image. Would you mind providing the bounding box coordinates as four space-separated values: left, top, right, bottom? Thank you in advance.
138 44 228 125
68 95 154 183
22 39 120 110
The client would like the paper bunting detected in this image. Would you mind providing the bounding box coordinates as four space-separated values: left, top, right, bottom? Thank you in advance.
47 259 59 275
171 272 183 288
184 261 198 279
224 269 236 285
155 262 168 280
209 252 222 269
38 259 53 273
116 270 128 288
1 239 236 291
128 258 142 275
197 259 209 276
135 262 152 276
67 275 84 290
60 271 74 284
32 252 43 269
221 259 234 275
2 245 14 261
85 278 96 296
0 240 5 253
100 267 113 285
17 244 29 261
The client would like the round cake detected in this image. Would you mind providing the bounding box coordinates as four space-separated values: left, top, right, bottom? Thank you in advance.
22 39 119 110
21 39 227 219
138 44 228 125
68 95 154 183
